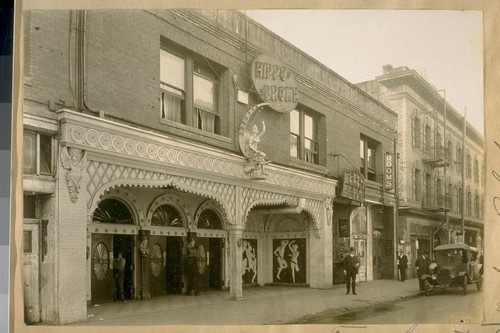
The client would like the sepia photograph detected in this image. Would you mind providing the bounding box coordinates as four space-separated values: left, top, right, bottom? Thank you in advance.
11 1 499 332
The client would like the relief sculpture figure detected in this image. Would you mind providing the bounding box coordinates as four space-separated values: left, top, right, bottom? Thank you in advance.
244 121 271 178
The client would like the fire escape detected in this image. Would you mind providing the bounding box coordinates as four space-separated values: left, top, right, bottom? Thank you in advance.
422 90 452 246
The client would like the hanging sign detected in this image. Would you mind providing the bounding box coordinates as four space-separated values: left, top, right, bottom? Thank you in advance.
385 153 394 190
251 54 298 113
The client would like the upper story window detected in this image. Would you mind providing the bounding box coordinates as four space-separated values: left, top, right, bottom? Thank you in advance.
446 138 453 163
160 46 221 134
23 131 53 176
290 108 319 164
360 136 379 182
473 155 479 183
425 124 432 155
456 143 463 173
412 114 421 149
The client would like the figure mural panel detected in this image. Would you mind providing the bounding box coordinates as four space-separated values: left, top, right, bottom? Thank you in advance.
273 238 306 284
241 239 258 284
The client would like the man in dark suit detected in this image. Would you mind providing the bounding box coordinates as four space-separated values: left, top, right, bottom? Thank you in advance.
343 247 360 295
415 250 430 291
397 250 408 281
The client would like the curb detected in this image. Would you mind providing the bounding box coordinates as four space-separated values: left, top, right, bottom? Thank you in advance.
286 291 423 324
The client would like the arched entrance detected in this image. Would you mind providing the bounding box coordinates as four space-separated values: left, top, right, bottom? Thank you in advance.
149 203 185 296
195 202 226 291
90 198 136 304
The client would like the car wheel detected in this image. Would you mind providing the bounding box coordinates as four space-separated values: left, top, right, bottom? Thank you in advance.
462 276 467 295
424 280 430 296
476 276 483 291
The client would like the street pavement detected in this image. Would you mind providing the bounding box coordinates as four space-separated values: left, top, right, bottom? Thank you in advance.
77 278 422 325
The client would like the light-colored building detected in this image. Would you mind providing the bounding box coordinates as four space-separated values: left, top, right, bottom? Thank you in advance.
358 65 484 276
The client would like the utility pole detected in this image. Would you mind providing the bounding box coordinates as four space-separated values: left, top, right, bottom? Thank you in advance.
461 108 467 240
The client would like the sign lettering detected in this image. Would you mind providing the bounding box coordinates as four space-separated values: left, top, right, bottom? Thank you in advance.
251 54 299 113
385 153 394 190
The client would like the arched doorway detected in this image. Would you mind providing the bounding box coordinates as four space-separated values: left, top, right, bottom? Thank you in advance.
91 198 135 304
149 203 185 295
195 205 226 291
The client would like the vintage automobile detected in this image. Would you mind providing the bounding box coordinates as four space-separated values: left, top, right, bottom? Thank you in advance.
421 243 483 296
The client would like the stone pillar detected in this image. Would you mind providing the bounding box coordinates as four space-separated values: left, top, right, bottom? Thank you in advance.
227 224 244 300
308 200 333 289
55 146 88 324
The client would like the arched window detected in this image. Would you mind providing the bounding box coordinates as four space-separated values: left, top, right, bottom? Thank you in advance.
197 209 223 229
151 204 184 227
93 198 133 224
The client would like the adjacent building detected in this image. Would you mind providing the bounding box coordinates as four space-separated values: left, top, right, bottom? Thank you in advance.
21 9 397 324
358 65 484 277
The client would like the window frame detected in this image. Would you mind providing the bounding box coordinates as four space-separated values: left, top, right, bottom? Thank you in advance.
360 136 380 182
289 107 319 165
23 130 54 176
160 44 222 136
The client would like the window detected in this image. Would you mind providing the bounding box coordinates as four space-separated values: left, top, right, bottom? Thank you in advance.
474 193 479 218
412 115 421 149
414 168 422 202
290 108 319 164
425 124 432 155
23 131 53 175
474 156 479 183
446 139 453 163
425 173 432 205
436 131 443 159
466 150 471 178
466 189 471 216
360 136 379 182
436 178 443 207
447 183 453 211
456 144 463 173
160 46 221 134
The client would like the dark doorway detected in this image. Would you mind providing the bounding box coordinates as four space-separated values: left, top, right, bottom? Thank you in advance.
113 235 134 300
209 238 223 290
166 236 183 294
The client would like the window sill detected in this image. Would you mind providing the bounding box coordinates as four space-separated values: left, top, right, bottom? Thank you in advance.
289 157 328 175
159 118 232 144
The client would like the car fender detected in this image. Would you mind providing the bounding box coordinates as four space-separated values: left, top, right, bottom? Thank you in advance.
458 271 467 277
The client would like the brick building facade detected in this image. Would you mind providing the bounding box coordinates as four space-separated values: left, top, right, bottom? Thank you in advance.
22 9 397 324
358 65 484 277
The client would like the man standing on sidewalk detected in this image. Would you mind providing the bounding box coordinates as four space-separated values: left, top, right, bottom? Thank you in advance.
113 252 126 302
415 250 430 291
343 247 360 295
397 250 408 281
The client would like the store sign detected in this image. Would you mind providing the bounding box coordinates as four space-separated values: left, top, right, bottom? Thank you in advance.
251 54 298 113
384 153 394 190
340 169 365 202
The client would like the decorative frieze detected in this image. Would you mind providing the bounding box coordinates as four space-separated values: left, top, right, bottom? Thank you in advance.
60 113 335 197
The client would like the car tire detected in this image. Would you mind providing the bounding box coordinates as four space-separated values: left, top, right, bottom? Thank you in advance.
462 276 467 295
476 276 483 291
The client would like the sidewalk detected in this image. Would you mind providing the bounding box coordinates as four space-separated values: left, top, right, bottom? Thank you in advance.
77 278 422 326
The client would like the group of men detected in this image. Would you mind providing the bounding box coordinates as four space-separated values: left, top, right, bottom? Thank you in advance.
343 247 433 295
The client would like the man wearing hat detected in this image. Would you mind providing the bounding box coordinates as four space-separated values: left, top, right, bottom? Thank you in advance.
415 250 430 291
343 247 360 295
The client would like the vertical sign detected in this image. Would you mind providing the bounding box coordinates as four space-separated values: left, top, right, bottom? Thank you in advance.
385 153 394 190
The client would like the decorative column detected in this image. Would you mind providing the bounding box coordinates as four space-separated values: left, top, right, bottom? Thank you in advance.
227 224 244 300
139 231 151 299
308 198 333 289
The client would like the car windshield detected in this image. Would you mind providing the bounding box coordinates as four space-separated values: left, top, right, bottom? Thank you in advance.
434 249 465 266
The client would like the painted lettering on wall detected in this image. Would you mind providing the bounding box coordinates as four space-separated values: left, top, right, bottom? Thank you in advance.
385 153 394 190
251 54 299 113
